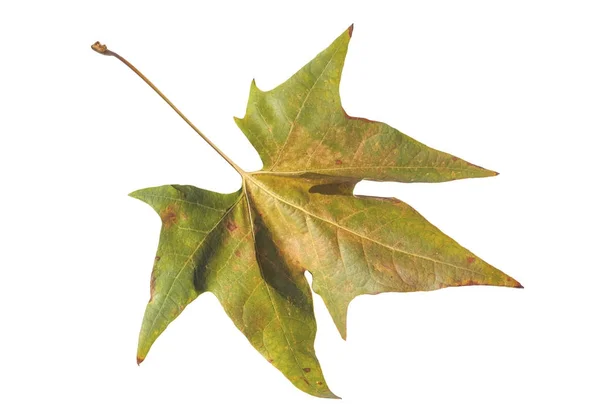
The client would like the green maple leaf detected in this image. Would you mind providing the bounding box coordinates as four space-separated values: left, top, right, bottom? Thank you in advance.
93 25 521 399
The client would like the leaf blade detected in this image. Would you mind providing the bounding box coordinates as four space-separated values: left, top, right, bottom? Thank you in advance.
245 173 520 338
129 185 242 363
204 196 338 398
131 185 336 397
236 26 497 182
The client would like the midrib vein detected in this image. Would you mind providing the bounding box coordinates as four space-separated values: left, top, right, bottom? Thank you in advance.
245 175 484 276
251 165 487 176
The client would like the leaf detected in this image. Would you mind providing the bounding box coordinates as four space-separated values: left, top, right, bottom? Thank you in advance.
126 25 521 398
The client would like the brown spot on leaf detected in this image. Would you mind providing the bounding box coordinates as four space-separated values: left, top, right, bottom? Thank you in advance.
335 159 342 165
160 205 178 228
348 24 354 38
235 250 241 258
303 378 310 385
226 221 238 232
303 367 311 373
267 358 274 363
452 156 458 161
466 256 476 264
317 381 323 386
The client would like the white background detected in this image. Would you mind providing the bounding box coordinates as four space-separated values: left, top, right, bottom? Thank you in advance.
1 1 599 416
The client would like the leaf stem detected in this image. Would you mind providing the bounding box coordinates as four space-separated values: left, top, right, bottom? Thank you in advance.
91 41 245 176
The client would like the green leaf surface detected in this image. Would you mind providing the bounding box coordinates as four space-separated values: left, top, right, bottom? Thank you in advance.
132 185 337 398
128 25 520 398
235 26 496 182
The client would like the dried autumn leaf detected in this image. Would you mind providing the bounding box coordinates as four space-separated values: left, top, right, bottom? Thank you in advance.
93 25 521 399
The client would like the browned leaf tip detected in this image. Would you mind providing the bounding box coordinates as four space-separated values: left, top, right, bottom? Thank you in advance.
506 276 524 289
